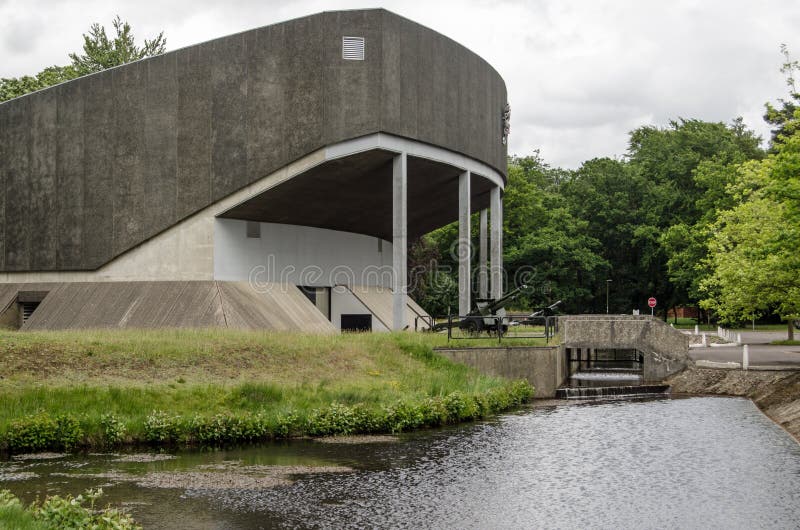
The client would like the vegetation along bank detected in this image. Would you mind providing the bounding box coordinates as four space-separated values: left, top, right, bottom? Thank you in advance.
0 330 533 454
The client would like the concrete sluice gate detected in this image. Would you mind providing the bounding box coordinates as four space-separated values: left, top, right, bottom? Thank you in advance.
556 316 691 399
0 9 510 332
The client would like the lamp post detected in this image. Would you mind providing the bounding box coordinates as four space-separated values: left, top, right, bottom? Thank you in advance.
606 279 612 314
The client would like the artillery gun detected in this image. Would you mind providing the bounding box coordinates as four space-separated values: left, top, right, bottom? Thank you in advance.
432 285 526 335
520 300 562 325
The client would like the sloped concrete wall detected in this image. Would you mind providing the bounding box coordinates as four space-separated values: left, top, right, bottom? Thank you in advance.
3 281 335 332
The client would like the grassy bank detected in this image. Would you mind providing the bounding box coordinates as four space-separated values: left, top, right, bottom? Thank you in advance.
0 330 533 453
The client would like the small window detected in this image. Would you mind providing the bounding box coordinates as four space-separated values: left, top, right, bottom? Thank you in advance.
342 36 365 60
246 221 261 239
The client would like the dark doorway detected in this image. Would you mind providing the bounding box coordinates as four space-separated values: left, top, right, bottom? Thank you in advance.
341 314 372 332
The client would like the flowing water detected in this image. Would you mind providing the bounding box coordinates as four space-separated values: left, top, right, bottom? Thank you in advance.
2 396 799 529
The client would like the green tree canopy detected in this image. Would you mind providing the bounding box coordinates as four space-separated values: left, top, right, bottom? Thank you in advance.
69 16 166 74
702 109 800 336
0 16 165 102
763 44 800 147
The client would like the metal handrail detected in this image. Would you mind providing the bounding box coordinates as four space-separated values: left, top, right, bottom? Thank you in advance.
441 314 560 344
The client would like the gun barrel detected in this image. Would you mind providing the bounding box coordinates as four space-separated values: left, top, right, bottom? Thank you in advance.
484 285 526 313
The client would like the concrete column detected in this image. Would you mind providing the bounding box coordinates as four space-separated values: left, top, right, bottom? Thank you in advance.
458 170 471 316
490 185 503 299
478 209 488 299
392 152 407 331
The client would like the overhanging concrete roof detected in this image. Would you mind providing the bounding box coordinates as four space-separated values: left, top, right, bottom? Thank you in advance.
219 148 494 240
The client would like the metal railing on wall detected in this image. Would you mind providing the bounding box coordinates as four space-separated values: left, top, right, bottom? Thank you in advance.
415 314 559 344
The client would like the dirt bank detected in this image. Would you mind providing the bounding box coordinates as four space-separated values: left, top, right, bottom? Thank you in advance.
668 367 800 442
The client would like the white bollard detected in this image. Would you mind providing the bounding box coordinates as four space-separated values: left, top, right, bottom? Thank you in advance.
702 333 707 347
742 344 749 370
737 332 742 344
694 324 699 335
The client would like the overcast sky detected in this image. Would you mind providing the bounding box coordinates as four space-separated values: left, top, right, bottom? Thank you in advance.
2 0 799 168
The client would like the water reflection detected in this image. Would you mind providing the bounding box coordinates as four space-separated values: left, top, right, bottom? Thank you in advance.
2 397 799 529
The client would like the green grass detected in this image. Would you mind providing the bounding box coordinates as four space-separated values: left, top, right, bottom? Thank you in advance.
0 329 534 452
672 319 716 331
671 318 792 332
0 503 47 530
770 340 800 346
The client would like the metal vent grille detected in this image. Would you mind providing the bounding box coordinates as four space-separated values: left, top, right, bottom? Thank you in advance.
21 301 39 323
342 36 365 60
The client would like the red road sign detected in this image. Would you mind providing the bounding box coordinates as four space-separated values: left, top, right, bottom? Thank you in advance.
648 297 657 308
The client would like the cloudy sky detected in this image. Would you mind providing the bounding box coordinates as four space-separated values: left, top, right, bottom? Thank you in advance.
2 0 799 168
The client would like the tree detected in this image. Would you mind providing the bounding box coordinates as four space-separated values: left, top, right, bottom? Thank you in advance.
561 157 656 313
763 44 800 147
624 118 763 317
502 154 606 313
69 16 166 74
0 16 166 102
418 153 606 316
0 65 80 101
702 109 800 338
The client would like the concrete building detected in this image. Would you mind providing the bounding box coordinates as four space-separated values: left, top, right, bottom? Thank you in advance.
0 9 508 332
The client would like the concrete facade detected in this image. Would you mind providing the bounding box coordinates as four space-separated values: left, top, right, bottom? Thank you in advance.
0 9 509 331
0 9 508 274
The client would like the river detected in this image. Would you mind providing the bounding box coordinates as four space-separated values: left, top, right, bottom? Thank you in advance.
2 396 799 529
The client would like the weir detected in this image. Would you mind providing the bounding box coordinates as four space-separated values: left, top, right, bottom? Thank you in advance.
436 315 690 398
557 315 689 398
556 347 671 398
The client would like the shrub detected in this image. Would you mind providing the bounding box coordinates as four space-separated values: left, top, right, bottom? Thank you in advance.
100 413 126 446
274 412 300 437
143 410 182 444
4 413 84 453
0 488 140 529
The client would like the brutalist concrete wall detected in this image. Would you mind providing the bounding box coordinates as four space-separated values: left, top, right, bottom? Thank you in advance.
0 9 508 273
559 315 690 381
435 346 566 398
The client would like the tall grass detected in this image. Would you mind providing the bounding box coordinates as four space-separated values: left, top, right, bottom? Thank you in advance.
0 330 534 452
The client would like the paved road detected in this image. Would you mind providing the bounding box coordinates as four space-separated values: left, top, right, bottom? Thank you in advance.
688 330 800 367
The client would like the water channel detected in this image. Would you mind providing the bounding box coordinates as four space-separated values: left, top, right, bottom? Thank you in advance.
2 396 799 528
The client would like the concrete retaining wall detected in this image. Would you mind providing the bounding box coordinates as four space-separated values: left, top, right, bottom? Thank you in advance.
0 281 335 332
435 346 566 398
